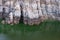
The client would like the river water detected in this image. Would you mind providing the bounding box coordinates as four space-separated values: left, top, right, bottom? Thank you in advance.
0 31 60 40
0 33 10 40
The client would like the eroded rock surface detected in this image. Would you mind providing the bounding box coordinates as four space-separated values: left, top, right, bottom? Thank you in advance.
0 0 60 25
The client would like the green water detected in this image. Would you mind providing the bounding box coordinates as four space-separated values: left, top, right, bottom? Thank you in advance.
0 20 60 40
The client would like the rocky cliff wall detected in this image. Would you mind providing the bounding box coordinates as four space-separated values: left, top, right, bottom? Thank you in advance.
0 0 60 25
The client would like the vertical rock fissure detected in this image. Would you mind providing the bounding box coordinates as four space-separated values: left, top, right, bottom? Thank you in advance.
19 3 24 23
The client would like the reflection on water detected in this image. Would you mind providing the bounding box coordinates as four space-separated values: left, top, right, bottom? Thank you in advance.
0 33 10 40
0 31 60 40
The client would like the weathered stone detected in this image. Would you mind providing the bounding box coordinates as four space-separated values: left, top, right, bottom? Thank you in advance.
0 0 60 25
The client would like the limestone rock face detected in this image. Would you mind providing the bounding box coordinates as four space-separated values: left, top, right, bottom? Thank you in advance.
0 0 60 25
0 0 2 5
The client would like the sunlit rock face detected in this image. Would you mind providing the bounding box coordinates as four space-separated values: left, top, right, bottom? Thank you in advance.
0 0 60 25
14 1 21 24
0 0 2 5
0 0 3 18
0 5 3 18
